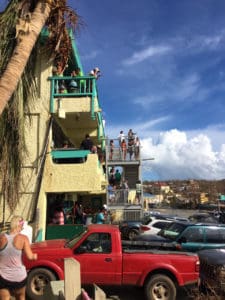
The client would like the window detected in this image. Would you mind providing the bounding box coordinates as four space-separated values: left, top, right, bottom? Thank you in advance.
181 227 204 243
153 221 171 230
79 233 112 253
205 228 222 243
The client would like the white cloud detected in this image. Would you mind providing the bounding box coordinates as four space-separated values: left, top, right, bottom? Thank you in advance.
141 129 225 180
122 45 172 66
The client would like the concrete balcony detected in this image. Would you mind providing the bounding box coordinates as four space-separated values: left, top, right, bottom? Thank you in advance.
43 150 106 194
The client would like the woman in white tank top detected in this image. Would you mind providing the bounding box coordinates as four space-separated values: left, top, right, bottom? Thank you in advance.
0 215 37 300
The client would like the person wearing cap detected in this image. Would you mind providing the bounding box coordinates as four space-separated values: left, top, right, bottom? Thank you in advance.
68 79 78 93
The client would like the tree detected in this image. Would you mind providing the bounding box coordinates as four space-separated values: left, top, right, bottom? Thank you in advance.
0 0 79 211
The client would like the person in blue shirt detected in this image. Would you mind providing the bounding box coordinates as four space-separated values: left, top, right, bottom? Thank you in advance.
96 207 106 224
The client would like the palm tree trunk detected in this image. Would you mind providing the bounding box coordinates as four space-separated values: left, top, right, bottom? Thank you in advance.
0 1 51 116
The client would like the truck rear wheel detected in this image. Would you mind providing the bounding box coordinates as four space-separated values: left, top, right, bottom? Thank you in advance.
26 268 57 300
145 274 176 300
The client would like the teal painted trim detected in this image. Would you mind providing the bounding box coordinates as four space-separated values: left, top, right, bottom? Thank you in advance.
51 149 91 159
35 229 43 242
50 79 55 113
91 79 97 120
69 29 84 74
96 112 106 149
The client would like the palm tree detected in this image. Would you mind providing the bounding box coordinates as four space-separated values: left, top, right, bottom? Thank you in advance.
0 0 79 212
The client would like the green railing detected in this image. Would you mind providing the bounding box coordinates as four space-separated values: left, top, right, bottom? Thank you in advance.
51 149 91 159
49 75 97 120
51 149 91 164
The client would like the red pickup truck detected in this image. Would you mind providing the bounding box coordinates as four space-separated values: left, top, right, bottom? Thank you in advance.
24 224 199 300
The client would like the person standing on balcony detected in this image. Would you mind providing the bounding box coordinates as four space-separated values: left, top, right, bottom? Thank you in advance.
134 136 141 160
121 139 127 160
109 139 114 160
109 167 115 185
118 130 125 146
72 68 85 92
127 138 135 160
89 67 101 79
115 169 121 187
89 67 101 92
108 184 115 204
122 179 129 203
80 134 94 151
135 180 142 204
128 129 135 140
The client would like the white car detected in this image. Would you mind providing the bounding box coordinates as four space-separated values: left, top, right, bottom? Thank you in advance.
140 218 172 235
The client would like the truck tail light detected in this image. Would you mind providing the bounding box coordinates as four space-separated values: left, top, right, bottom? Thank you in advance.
175 243 182 250
141 225 150 232
196 260 200 272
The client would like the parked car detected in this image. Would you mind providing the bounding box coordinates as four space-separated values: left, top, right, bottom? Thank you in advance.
198 248 225 296
134 221 225 252
119 213 185 240
119 218 147 240
140 218 172 235
188 212 219 223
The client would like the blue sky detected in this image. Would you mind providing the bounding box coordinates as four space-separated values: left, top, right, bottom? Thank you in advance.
72 0 225 180
1 1 225 180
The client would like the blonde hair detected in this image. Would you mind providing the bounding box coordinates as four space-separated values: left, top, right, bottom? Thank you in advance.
10 215 23 230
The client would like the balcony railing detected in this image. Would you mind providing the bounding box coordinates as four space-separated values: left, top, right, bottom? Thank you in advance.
51 148 91 164
108 188 141 206
106 145 140 162
49 75 98 120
